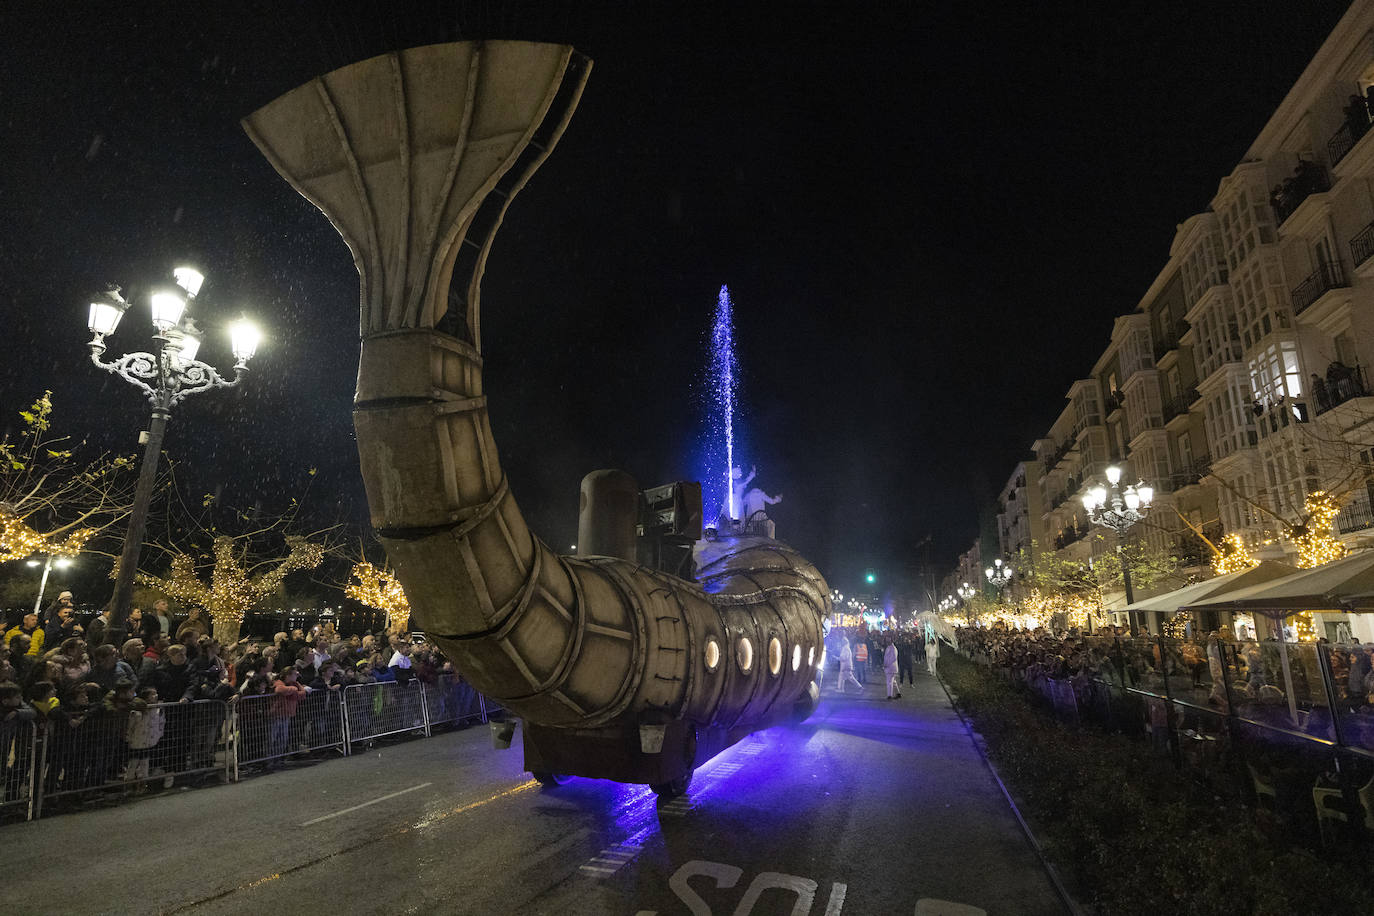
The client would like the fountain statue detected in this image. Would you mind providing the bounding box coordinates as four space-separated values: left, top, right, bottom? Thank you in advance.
244 41 829 797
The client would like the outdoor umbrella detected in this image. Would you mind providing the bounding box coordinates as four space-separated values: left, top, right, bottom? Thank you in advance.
1182 550 1374 725
1121 560 1295 616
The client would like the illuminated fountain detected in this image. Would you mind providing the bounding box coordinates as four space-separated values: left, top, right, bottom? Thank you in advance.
709 285 739 523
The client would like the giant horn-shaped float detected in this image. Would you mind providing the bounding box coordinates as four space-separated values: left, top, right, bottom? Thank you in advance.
244 41 830 792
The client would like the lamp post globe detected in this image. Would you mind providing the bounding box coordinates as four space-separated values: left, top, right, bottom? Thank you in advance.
1081 464 1154 635
87 265 263 646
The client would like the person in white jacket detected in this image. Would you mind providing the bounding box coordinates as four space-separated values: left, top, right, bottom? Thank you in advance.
124 687 166 786
925 627 941 676
836 638 863 694
883 636 900 699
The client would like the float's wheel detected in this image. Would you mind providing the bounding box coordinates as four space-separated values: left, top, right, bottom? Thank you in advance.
650 769 693 799
532 771 571 788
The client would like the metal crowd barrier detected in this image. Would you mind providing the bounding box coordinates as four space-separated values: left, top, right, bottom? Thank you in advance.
1 719 38 823
232 688 348 777
33 698 232 818
422 673 487 729
3 678 502 822
343 679 429 745
956 633 1374 849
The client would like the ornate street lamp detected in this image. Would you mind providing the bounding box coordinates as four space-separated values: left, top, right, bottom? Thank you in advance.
957 581 976 625
1081 464 1153 635
87 266 262 645
984 558 1013 599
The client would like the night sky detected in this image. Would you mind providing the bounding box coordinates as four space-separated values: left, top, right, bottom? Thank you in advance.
0 1 1355 605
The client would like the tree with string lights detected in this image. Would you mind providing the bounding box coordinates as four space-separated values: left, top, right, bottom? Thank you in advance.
0 391 140 563
344 560 410 635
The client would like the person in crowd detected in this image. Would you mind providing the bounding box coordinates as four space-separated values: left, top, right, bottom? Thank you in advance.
176 629 202 663
42 590 75 632
88 643 136 693
268 667 309 765
925 627 940 677
140 636 169 684
45 681 100 792
124 686 164 790
896 631 915 688
44 595 83 649
176 607 209 642
8 634 37 685
50 637 91 688
85 607 113 647
27 680 59 721
120 638 146 686
836 638 863 694
389 640 415 684
5 612 45 658
0 681 37 800
150 599 173 640
883 635 900 700
150 644 194 703
853 637 868 685
5 612 45 657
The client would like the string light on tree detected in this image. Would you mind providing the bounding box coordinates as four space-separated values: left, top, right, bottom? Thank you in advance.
137 535 324 642
345 560 411 632
1292 491 1345 569
0 510 94 563
1211 533 1258 576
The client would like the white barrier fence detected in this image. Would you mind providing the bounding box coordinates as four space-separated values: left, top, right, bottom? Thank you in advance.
1 675 497 823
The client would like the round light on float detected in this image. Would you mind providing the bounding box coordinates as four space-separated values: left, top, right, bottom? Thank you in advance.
791 643 802 672
704 638 720 671
737 637 754 673
768 637 783 675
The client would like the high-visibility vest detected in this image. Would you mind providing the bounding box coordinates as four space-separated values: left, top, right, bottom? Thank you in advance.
855 643 868 662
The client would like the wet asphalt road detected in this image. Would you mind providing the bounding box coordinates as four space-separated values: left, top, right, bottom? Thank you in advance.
5 670 1066 916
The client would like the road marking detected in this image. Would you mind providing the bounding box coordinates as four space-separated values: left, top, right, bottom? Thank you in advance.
579 842 643 878
823 882 847 915
658 796 693 816
300 782 433 826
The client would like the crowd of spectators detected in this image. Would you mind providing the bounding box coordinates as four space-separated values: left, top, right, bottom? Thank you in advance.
1 592 466 802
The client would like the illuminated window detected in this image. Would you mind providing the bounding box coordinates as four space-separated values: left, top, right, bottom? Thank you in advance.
768 637 783 676
807 646 816 667
704 639 720 672
792 644 802 672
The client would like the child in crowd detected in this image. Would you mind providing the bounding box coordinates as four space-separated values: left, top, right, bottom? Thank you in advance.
124 687 164 788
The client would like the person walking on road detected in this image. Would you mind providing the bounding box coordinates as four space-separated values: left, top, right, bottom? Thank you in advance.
854 637 869 684
883 636 900 699
836 638 863 694
897 632 914 687
925 628 940 677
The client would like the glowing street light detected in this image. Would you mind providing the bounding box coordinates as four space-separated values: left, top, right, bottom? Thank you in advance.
26 554 74 614
984 558 1013 602
86 264 264 646
1082 463 1153 635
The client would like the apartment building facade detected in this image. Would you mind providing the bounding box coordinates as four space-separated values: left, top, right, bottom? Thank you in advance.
944 3 1374 629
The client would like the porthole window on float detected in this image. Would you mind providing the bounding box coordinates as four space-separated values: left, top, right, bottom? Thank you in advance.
768 637 783 676
705 638 721 671
737 637 754 673
808 646 816 667
792 644 802 671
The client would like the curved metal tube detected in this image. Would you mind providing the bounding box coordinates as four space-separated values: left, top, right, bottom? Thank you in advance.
244 41 829 732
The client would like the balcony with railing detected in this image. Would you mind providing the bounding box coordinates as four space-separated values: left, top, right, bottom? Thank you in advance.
1337 493 1374 534
1312 362 1369 416
1103 389 1124 415
1329 97 1374 165
1053 522 1090 551
1271 160 1330 226
1173 457 1212 490
1162 387 1198 423
1292 260 1349 316
1351 220 1374 271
